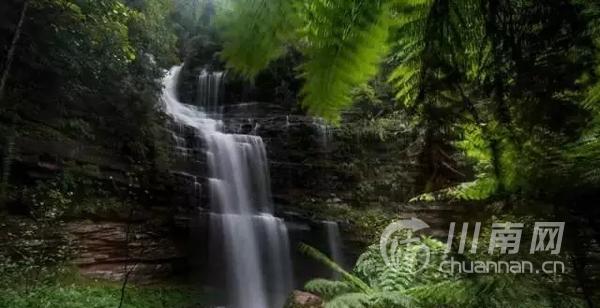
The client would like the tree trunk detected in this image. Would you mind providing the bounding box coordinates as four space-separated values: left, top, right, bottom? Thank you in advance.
0 134 14 206
0 0 29 207
0 0 30 104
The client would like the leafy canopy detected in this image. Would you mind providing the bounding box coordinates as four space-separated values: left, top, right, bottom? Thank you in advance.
217 0 600 203
216 0 395 122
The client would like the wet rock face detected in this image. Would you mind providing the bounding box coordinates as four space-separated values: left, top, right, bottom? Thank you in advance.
66 221 186 283
12 136 130 186
218 103 351 206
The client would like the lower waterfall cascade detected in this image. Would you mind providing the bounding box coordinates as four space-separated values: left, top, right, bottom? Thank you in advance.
162 66 293 308
323 220 346 278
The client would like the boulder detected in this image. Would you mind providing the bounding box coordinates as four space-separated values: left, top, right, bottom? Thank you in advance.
285 291 324 308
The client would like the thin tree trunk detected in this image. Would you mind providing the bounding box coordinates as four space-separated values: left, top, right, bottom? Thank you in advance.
0 0 30 104
0 0 29 207
0 135 15 205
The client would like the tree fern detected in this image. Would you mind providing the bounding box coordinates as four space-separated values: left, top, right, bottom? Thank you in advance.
216 0 298 78
576 0 600 115
302 238 448 307
409 274 585 308
217 0 600 202
305 279 356 301
387 0 432 108
217 0 396 121
298 0 394 122
299 243 372 294
410 122 524 201
324 292 372 308
303 236 585 308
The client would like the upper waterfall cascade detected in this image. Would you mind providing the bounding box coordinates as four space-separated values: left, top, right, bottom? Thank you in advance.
162 66 293 308
197 69 224 113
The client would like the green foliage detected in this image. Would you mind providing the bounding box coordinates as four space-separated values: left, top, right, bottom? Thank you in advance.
171 0 212 37
408 275 584 308
331 108 422 203
0 204 72 292
1 0 177 164
411 122 523 201
387 0 434 108
304 279 355 301
22 180 73 220
561 137 600 188
126 0 178 67
218 0 600 202
0 268 207 308
301 243 372 294
295 200 397 244
576 0 600 117
304 236 585 308
383 0 600 201
68 197 134 218
298 0 393 122
303 239 440 308
216 0 298 78
356 238 448 292
217 0 395 122
31 0 138 79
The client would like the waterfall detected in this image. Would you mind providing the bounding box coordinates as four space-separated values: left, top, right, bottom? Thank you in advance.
313 118 332 149
163 66 293 308
323 221 346 277
197 68 224 113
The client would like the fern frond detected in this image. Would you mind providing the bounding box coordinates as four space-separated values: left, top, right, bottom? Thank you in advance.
370 291 416 308
299 0 394 122
324 292 371 308
305 279 356 301
325 291 416 308
409 270 586 308
299 243 372 293
388 0 431 107
217 0 298 78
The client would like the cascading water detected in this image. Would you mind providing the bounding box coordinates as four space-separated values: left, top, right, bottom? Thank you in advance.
323 221 346 278
197 68 224 113
313 118 332 149
163 66 293 308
